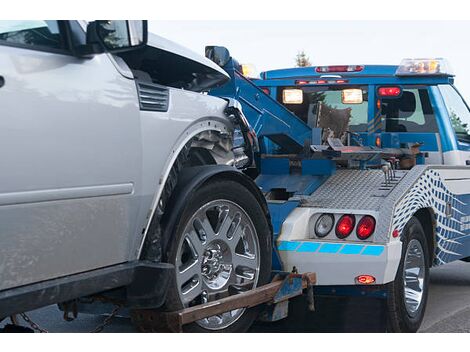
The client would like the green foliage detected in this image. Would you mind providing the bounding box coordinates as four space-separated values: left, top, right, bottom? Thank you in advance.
295 50 312 67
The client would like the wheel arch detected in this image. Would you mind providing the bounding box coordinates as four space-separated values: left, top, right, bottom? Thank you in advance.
137 119 234 261
413 207 436 267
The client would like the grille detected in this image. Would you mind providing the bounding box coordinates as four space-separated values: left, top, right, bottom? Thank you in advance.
136 81 169 112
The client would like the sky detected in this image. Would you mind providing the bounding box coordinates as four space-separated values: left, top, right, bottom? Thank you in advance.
149 21 470 100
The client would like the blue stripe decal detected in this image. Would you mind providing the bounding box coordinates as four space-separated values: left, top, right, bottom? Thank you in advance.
340 244 365 255
361 246 385 256
318 243 343 254
278 241 301 251
277 241 386 256
297 242 321 253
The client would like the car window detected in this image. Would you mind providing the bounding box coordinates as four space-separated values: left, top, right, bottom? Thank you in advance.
278 86 369 132
381 87 438 133
0 21 65 50
439 85 470 144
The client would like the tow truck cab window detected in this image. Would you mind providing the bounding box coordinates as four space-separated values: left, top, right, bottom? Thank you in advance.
278 86 369 132
438 85 470 144
381 87 438 133
0 20 65 51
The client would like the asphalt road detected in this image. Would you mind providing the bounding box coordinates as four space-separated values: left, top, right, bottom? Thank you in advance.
2 261 470 333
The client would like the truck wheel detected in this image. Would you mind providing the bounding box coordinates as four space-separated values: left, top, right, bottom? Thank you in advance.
386 216 430 333
133 179 271 332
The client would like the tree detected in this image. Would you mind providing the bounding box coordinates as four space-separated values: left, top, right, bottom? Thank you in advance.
295 50 312 67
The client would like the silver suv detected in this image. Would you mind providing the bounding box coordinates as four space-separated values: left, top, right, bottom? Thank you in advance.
0 20 271 332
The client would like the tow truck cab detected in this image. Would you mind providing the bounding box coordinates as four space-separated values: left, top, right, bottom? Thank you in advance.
257 60 470 166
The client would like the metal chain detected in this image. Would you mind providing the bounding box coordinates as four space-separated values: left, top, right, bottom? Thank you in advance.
16 302 121 333
19 313 49 333
89 305 121 333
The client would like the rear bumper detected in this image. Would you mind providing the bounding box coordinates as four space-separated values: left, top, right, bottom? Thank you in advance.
277 240 402 285
0 261 173 318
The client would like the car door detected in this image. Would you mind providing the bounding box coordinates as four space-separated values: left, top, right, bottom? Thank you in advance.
438 84 470 166
0 21 142 291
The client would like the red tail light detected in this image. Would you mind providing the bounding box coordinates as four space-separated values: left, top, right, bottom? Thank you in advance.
261 87 270 95
356 216 376 240
336 215 355 239
378 87 401 97
355 275 376 285
316 65 364 73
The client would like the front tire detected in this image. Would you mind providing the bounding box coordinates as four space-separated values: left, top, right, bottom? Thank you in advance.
386 216 430 332
133 178 271 332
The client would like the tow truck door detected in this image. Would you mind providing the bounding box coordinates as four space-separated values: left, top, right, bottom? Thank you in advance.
436 85 470 165
0 21 142 290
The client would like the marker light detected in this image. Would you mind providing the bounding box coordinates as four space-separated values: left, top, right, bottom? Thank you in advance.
395 58 453 76
295 79 350 85
342 89 363 104
241 64 259 79
316 65 364 73
260 87 270 95
314 214 334 238
356 216 376 240
282 89 303 104
355 275 376 285
378 87 402 97
336 214 355 239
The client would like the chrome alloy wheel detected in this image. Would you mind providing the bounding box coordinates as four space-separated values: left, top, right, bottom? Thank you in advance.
175 199 260 330
403 239 426 317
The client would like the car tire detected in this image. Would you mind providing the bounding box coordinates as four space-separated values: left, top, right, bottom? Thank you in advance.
132 178 271 332
386 216 430 333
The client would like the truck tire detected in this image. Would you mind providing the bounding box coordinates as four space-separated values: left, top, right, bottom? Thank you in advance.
386 216 430 332
133 179 271 332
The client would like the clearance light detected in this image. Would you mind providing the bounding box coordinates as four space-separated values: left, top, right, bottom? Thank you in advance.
355 275 376 285
378 87 402 97
392 229 400 238
295 79 350 85
241 64 259 79
260 87 270 95
282 89 303 104
356 216 376 240
316 65 364 73
336 214 355 239
342 89 363 104
395 58 453 76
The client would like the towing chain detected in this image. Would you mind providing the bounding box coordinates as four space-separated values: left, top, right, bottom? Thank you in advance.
14 303 122 333
19 313 48 333
89 305 122 333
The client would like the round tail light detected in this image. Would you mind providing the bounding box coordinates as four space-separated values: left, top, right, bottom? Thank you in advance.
314 213 334 238
335 215 355 239
356 216 376 240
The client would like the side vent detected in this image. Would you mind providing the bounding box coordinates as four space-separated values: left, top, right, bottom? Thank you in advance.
136 81 169 112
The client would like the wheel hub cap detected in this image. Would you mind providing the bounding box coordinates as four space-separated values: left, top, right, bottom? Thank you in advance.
403 239 426 318
175 199 260 330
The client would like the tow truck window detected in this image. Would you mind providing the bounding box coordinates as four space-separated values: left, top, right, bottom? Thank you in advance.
381 88 438 133
438 85 470 143
0 21 65 51
278 86 368 132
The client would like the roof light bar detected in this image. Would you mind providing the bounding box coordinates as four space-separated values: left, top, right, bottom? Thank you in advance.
395 58 453 76
316 65 364 73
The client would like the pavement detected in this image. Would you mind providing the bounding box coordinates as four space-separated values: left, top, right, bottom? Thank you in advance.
2 261 470 333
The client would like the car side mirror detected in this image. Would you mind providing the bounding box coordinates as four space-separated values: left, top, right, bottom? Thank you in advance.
205 46 231 67
76 20 147 57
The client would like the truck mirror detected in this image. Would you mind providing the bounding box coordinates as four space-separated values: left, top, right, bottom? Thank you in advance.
86 20 148 54
205 46 231 67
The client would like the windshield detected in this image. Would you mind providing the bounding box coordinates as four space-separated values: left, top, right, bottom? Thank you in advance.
277 86 369 132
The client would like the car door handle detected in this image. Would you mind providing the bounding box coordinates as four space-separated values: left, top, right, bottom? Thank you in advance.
0 76 4 88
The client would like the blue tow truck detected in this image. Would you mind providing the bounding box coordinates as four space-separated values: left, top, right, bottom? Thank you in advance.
206 48 470 332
